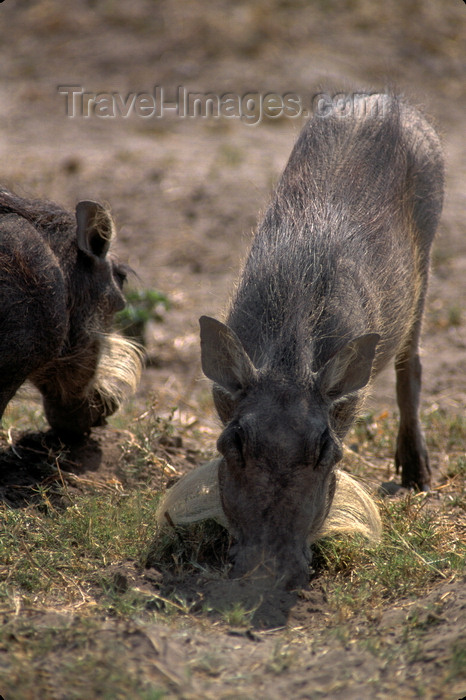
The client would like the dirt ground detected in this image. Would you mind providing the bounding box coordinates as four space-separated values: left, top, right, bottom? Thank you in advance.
0 1 465 698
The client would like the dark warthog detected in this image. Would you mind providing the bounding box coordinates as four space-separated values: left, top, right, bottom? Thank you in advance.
0 188 141 439
200 93 444 588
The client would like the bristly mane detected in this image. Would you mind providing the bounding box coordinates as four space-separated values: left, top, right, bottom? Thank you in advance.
0 187 75 238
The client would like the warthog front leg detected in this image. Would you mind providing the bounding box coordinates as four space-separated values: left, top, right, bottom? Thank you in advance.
395 349 431 491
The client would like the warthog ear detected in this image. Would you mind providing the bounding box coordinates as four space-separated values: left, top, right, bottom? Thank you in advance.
317 333 380 401
199 316 257 395
76 200 115 259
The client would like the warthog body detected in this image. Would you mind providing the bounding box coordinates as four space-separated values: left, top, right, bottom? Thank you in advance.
200 93 444 587
0 188 141 438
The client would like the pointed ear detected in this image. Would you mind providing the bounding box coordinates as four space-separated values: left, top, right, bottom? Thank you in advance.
76 200 115 259
199 316 257 395
317 333 380 401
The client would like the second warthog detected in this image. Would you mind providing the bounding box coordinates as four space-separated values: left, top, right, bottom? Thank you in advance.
0 188 142 439
200 93 444 587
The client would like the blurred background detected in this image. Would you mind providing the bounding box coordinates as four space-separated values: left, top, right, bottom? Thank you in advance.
0 0 464 422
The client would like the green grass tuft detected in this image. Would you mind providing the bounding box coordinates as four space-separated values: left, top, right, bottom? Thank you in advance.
145 519 230 575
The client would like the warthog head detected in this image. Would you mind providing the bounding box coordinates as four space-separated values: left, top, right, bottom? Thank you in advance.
200 316 379 588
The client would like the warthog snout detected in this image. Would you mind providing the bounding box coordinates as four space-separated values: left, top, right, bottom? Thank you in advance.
228 540 313 590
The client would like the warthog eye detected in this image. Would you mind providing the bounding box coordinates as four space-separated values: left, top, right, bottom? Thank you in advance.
232 423 244 455
316 427 332 466
217 422 245 468
113 264 128 289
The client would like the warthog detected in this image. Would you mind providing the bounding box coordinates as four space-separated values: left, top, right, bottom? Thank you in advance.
200 93 444 588
0 188 142 439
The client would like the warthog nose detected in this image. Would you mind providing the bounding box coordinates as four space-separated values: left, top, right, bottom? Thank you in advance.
229 546 310 589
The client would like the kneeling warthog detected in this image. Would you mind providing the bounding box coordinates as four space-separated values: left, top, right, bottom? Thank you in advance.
0 188 142 438
200 93 444 588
